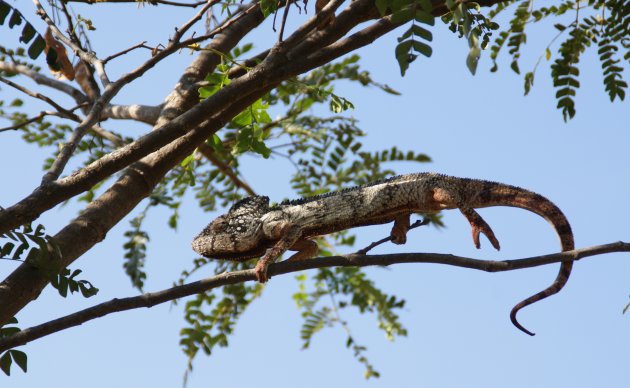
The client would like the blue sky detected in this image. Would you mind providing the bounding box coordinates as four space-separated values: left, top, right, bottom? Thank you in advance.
1 1 630 387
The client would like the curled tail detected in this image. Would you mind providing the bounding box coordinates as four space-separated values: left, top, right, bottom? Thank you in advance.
510 261 573 336
473 182 575 336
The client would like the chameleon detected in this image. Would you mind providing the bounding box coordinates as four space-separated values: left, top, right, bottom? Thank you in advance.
192 173 574 335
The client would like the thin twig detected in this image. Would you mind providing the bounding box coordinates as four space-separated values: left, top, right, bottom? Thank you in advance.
103 41 150 64
0 111 48 133
90 124 125 147
278 0 292 41
59 0 83 48
172 0 216 42
170 2 259 52
0 241 628 352
0 76 74 115
356 218 430 255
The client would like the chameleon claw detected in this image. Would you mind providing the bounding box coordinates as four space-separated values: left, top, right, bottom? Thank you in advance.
470 222 501 251
254 261 270 283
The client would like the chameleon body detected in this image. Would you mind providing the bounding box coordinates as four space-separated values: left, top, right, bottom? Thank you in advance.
192 173 574 335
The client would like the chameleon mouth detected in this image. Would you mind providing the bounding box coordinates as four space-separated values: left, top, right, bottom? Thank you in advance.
210 248 266 262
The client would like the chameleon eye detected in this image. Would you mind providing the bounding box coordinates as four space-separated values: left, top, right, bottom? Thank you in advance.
210 217 227 232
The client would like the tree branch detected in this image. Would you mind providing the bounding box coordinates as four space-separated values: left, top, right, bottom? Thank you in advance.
0 61 87 105
102 41 151 64
66 0 208 7
0 241 627 353
101 104 163 124
0 111 58 133
0 76 75 115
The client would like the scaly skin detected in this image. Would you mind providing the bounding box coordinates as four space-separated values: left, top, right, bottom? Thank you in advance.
192 173 574 335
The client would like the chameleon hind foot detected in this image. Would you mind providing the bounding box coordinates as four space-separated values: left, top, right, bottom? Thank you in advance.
459 207 500 250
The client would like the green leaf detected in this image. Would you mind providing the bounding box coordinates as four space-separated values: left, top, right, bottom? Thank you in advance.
232 107 253 127
1 242 14 257
414 10 434 26
524 71 534 95
207 134 225 152
12 242 28 260
0 1 11 25
260 0 277 17
8 9 21 29
413 40 432 58
78 282 99 297
199 73 230 99
19 22 36 43
554 23 566 31
375 0 390 16
329 94 354 113
395 40 413 76
466 46 481 75
390 0 408 13
398 24 432 42
416 0 432 13
9 350 26 373
0 351 12 376
250 99 272 124
180 153 195 167
58 274 69 297
233 126 271 158
391 8 413 24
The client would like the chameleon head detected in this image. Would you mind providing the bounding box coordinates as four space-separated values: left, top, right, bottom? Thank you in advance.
191 195 271 260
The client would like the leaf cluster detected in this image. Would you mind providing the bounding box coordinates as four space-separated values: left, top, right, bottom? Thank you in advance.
293 267 407 378
0 223 98 299
179 262 263 381
0 222 97 375
488 0 628 120
0 1 46 61
379 0 435 75
443 1 500 74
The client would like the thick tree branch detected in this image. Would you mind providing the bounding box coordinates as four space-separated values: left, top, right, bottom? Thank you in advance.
101 104 162 124
0 242 627 353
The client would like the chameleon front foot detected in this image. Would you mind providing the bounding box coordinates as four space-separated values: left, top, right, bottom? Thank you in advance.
254 260 270 283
